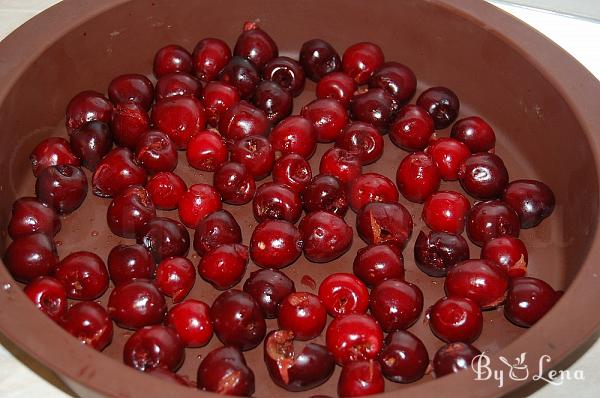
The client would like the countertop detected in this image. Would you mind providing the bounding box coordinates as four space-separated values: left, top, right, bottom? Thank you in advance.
0 0 599 397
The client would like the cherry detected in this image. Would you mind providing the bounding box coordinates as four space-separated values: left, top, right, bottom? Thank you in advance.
30 137 80 177
433 342 482 377
201 81 240 126
218 56 261 99
342 42 384 84
234 22 278 70
466 200 520 246
8 197 60 239
65 90 113 133
349 88 396 132
108 73 154 110
136 217 190 262
148 368 189 386
396 152 441 203
426 137 471 180
123 325 184 372
151 96 207 150
213 162 256 205
272 154 312 193
356 202 413 248
199 244 248 290
192 37 231 82
269 115 317 159
197 346 254 396
349 173 398 213
458 153 509 200
243 269 296 319
155 73 202 101
299 211 353 262
301 98 349 143
318 273 369 317
445 259 509 309
60 301 113 351
319 147 362 186
145 172 187 210
301 174 349 217
249 220 302 269
335 122 384 165
210 289 266 350
389 104 435 152
299 38 341 81
451 116 495 153
177 183 222 229
502 179 555 228
24 276 67 322
422 190 471 234
504 277 559 327
166 299 213 347
338 360 385 397
153 44 192 77
193 210 242 256
155 256 196 302
252 80 293 123
107 279 167 330
253 182 302 223
481 236 528 278
429 296 483 343
417 86 460 129
218 100 269 142
369 279 423 331
414 231 470 277
4 233 58 283
369 62 417 104
69 121 113 171
35 165 88 215
107 185 156 238
316 72 357 108
186 130 228 171
353 244 405 287
92 147 147 198
264 330 335 391
378 330 429 383
326 313 384 365
134 130 178 174
278 292 327 340
107 244 155 286
263 56 306 96
111 102 150 149
54 251 109 300
230 135 275 179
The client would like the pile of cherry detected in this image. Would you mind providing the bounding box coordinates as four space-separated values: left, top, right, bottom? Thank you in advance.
3 21 561 397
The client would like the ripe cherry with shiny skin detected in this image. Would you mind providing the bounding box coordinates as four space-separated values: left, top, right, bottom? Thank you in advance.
299 38 341 81
318 273 369 317
145 172 187 210
218 56 261 99
134 130 178 174
111 102 150 149
481 236 528 278
396 152 441 203
253 182 302 223
4 233 58 283
299 211 353 262
107 185 156 239
186 130 228 172
389 104 434 152
153 44 192 77
65 90 113 134
459 152 509 200
165 299 213 347
198 244 249 290
177 183 222 229
335 121 385 166
24 276 67 322
269 115 317 159
342 42 384 84
201 81 240 125
35 165 88 215
301 174 349 217
325 313 384 365
107 279 167 330
230 135 275 180
429 296 483 343
349 88 396 132
54 251 109 300
155 256 196 302
426 137 471 181
250 220 302 269
353 244 405 287
193 209 242 256
107 244 155 286
234 22 278 70
272 154 312 193
301 98 349 143
445 259 509 309
108 73 154 110
356 202 414 248
136 217 190 263
197 346 255 396
369 279 424 331
378 330 429 383
466 200 520 246
451 116 496 153
414 231 470 277
252 80 293 123
433 342 482 377
422 190 471 234
502 179 555 228
218 100 270 142
60 301 113 351
278 292 327 340
369 61 417 103
504 277 559 327
123 325 184 372
338 360 385 397
8 197 61 239
319 147 362 186
243 268 296 318
349 173 398 212
69 121 113 171
213 162 256 205
30 137 80 177
155 73 202 101
92 148 147 198
192 37 231 82
417 86 460 129
151 96 207 150
262 56 306 96
316 71 356 107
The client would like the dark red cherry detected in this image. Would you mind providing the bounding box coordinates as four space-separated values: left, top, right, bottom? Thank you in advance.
378 330 429 383
396 152 440 203
317 71 357 109
433 342 482 377
166 299 213 347
389 104 434 152
213 162 256 205
502 179 555 228
218 100 269 142
8 197 60 239
414 231 470 277
243 269 296 319
177 183 221 229
54 251 109 300
250 220 302 269
263 56 306 96
301 174 349 217
338 360 385 397
481 236 528 278
60 301 113 351
197 346 255 396
199 244 248 290
69 121 113 171
145 172 187 210
429 296 483 343
253 80 293 123
108 73 154 110
369 279 423 331
219 56 260 99
35 165 88 215
30 137 80 177
318 273 369 317
426 137 471 181
335 122 384 165
320 147 362 186
186 130 228 171
302 98 349 143
422 190 471 234
264 330 335 392
326 314 383 365
155 256 196 303
201 81 240 126
353 244 405 287
342 42 384 84
269 115 317 159
193 38 231 82
107 244 155 286
349 173 398 213
234 22 278 70
445 259 509 309
278 292 327 340
107 185 156 238
193 210 242 256
299 38 341 81
230 135 275 179
107 279 167 329
136 217 190 262
451 116 496 153
65 90 113 134
92 147 147 198
123 325 184 372
356 202 413 248
134 130 178 174
272 154 312 193
504 277 559 327
211 289 266 350
458 153 509 200
151 96 207 150
153 44 192 78
111 102 150 149
417 86 460 129
24 276 67 322
253 182 302 223
299 211 353 262
369 62 417 104
466 200 520 246
349 88 396 132
4 233 58 283
155 73 202 101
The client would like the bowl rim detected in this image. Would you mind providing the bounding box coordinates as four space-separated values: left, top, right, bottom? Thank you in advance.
1 0 600 397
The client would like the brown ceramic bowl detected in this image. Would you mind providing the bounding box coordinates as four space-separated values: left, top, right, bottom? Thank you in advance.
1 0 599 397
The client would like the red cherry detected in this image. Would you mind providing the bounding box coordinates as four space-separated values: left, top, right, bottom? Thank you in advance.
123 325 184 372
326 313 384 365
92 147 147 198
278 292 327 340
218 100 269 142
243 269 296 319
192 38 231 82
396 152 441 203
218 56 261 99
451 116 496 153
502 179 555 228
24 276 67 322
269 115 317 159
316 72 357 107
429 296 483 343
349 173 398 213
35 165 88 215
481 236 528 278
30 137 80 177
413 231 470 277
107 244 155 286
250 220 302 269
252 80 293 123
338 360 385 397
301 98 349 143
107 279 167 330
504 277 559 327
197 346 255 396
193 210 242 256
378 330 429 383
111 102 150 149
299 38 341 81
349 88 396 132
319 147 362 186
466 200 520 246
213 162 256 205
177 183 222 229
445 259 509 309
272 154 312 193
458 153 509 200
107 185 156 238
166 299 213 347
230 135 275 179
153 44 192 77
389 104 434 152
369 62 417 104
433 342 482 377
201 81 240 126
136 217 190 262
299 211 353 262
233 22 278 70
426 137 471 181
342 42 384 84
253 182 302 223
335 122 384 165
60 301 113 351
145 172 187 210
4 233 58 283
151 96 207 150
369 279 423 331
353 244 405 287
186 130 228 172
134 130 178 174
318 273 369 317
155 256 196 302
65 90 113 134
8 197 61 239
422 190 471 234
262 56 306 97
301 174 349 217
417 86 460 129
69 121 113 171
108 73 154 110
356 202 413 248
54 251 109 300
198 244 248 290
